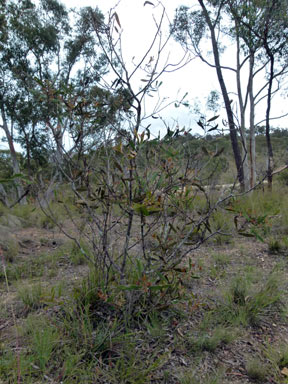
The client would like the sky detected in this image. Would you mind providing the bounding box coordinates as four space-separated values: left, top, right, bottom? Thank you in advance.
1 0 288 150
65 0 221 137
64 0 288 136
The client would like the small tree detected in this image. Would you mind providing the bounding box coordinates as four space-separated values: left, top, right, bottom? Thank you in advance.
38 3 233 318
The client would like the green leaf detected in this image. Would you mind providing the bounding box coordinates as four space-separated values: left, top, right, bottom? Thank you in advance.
250 228 264 243
133 203 149 216
149 284 171 291
117 285 140 291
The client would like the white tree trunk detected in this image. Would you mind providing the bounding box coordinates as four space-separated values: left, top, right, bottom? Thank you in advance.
0 107 27 204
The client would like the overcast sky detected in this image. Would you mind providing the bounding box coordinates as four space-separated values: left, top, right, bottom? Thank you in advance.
65 0 221 137
2 0 287 150
64 0 288 136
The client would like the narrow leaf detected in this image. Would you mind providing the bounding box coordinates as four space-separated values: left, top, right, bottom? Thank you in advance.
146 125 151 140
207 115 219 122
144 1 154 6
113 12 121 28
197 120 204 129
208 124 218 132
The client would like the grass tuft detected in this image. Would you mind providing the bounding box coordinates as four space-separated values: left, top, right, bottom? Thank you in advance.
246 357 269 382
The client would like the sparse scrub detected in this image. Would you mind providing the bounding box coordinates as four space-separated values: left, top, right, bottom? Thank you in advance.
69 241 90 265
210 209 233 245
144 311 168 341
209 253 230 279
38 212 58 229
268 237 283 254
17 282 63 311
212 252 230 267
0 260 43 282
1 237 19 263
212 272 284 327
11 204 34 223
188 327 236 352
265 342 288 374
268 236 288 255
1 1 288 383
246 357 269 382
0 349 34 383
178 368 224 384
25 315 60 371
17 283 45 310
0 203 8 216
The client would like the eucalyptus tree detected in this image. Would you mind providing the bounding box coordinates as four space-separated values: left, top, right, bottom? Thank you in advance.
0 0 120 204
172 1 245 190
0 0 71 202
172 0 288 190
226 0 288 189
232 0 288 188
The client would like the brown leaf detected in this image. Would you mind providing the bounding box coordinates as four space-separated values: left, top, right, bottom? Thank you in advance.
281 367 288 377
113 12 121 28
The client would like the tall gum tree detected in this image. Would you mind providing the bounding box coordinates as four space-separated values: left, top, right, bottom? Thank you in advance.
228 0 288 189
172 0 288 191
172 0 245 190
0 0 70 202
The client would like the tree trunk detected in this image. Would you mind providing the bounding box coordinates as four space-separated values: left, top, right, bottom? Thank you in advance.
248 52 256 188
0 106 27 204
236 31 250 191
198 0 245 190
263 24 275 190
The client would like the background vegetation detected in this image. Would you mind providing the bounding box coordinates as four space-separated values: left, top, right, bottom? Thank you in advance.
0 0 288 383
